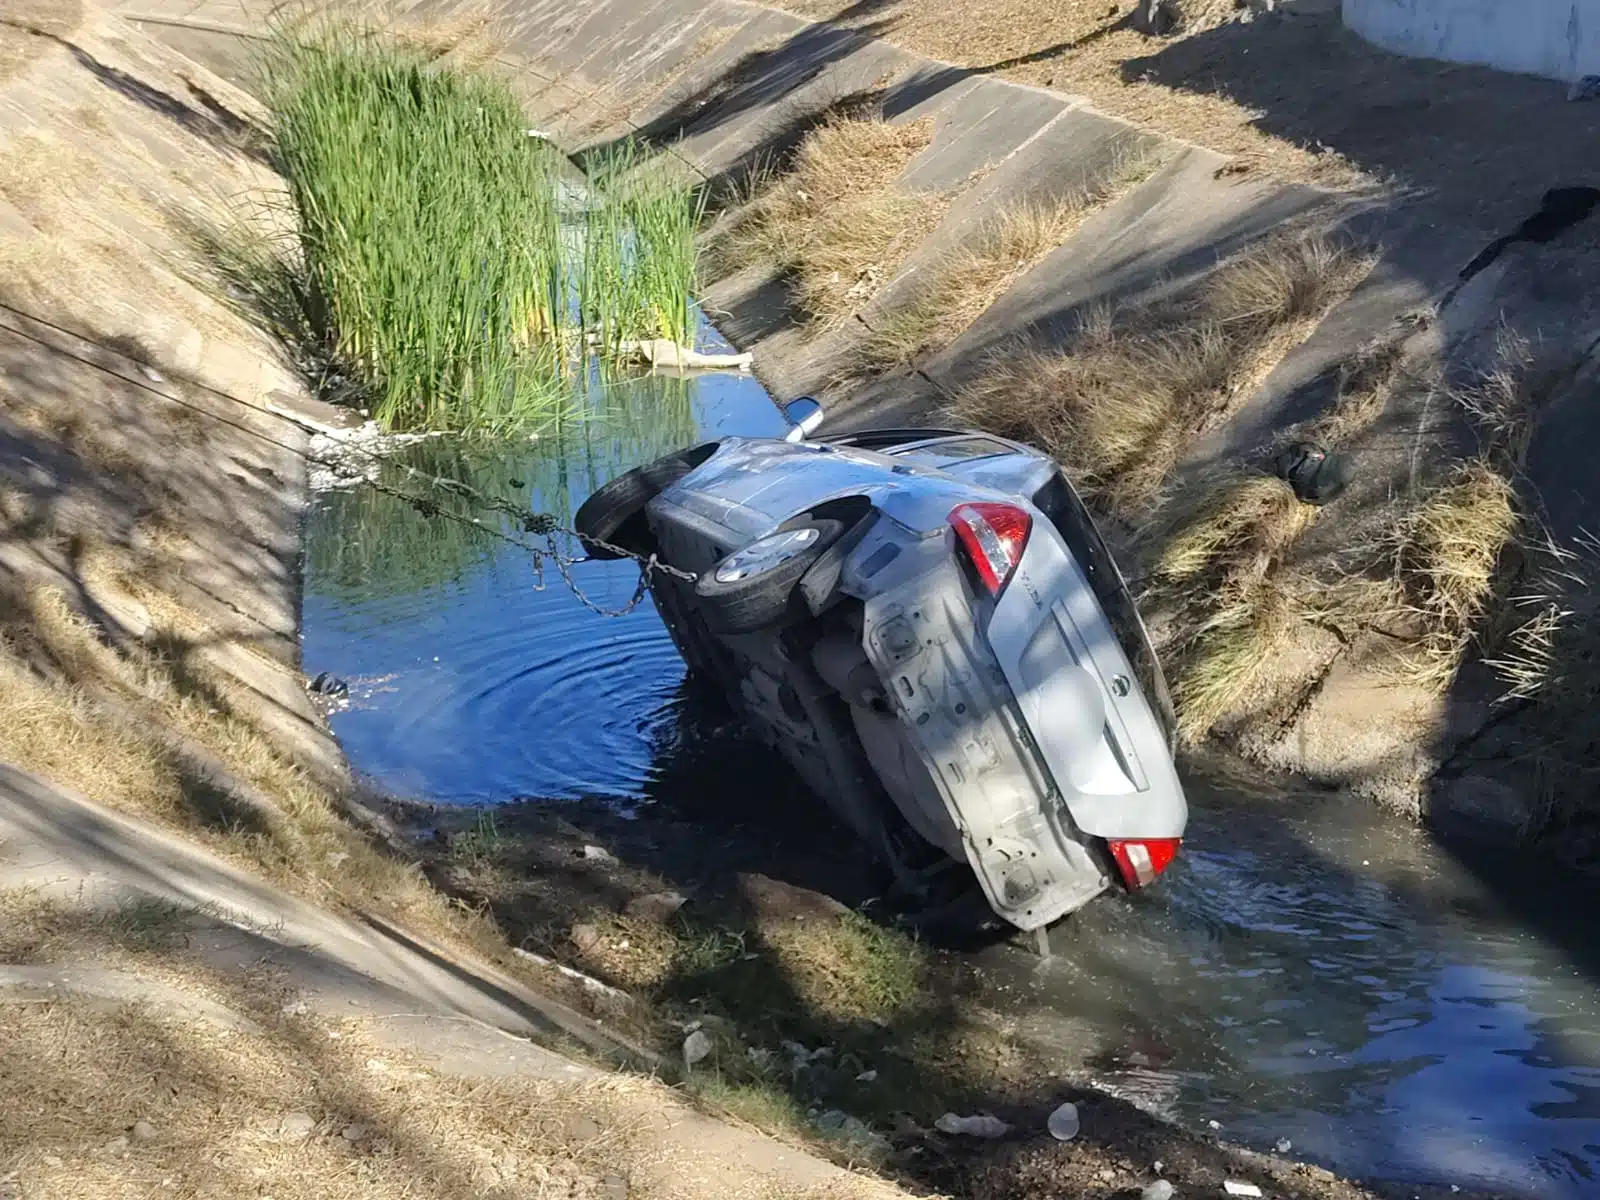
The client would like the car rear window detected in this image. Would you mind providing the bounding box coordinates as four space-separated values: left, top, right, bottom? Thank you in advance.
1032 472 1179 748
889 436 1012 464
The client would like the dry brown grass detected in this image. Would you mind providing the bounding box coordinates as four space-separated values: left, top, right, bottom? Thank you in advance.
858 146 1163 370
0 573 523 984
770 0 1369 191
0 994 640 1200
953 232 1376 519
710 113 941 326
1139 472 1319 740
1391 460 1520 689
1138 326 1547 740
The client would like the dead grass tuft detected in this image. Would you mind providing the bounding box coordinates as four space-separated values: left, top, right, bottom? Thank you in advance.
859 147 1162 370
0 993 742 1200
710 113 941 325
1140 472 1319 740
1392 460 1521 689
952 233 1376 518
1167 576 1302 743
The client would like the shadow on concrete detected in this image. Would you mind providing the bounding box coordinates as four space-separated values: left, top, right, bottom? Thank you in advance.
1119 8 1600 233
0 18 270 164
0 893 609 1198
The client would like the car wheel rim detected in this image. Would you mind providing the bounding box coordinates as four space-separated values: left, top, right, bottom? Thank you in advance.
714 527 821 583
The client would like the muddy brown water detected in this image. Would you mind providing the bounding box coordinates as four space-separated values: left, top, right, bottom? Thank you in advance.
302 351 1600 1200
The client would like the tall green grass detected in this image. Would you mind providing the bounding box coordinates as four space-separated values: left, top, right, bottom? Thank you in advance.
255 23 703 434
580 142 704 354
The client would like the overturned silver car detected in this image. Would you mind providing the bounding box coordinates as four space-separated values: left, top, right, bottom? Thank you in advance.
575 400 1186 940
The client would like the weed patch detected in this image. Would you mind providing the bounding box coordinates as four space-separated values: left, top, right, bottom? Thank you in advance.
953 233 1376 519
708 112 940 326
859 147 1163 371
238 21 703 433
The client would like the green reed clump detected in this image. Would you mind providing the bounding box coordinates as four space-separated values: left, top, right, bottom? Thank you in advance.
259 24 569 432
580 140 704 354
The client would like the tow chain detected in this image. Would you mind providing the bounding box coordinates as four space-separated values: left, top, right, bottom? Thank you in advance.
361 467 698 619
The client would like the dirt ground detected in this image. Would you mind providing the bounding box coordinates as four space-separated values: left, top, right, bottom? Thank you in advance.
770 0 1600 233
398 786 1509 1200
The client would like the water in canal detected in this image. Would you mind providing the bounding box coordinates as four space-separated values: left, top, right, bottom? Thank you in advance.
302 353 1600 1199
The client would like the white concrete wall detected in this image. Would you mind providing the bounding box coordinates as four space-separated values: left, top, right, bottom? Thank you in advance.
1343 0 1600 82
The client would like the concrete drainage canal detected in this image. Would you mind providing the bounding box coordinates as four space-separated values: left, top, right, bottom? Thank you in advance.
302 334 1600 1200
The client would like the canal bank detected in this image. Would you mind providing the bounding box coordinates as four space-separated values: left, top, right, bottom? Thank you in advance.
11 2 1598 1198
123 0 1600 854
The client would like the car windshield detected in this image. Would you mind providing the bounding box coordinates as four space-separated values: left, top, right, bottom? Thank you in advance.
1031 472 1179 750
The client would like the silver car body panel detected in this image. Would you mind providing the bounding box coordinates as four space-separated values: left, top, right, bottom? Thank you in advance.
643 433 1187 932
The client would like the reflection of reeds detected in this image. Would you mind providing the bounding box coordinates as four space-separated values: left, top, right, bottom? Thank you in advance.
308 370 699 605
254 22 703 433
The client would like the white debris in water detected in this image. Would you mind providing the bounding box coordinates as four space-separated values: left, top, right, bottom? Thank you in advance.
934 1113 1012 1139
1274 1138 1293 1154
307 421 441 491
1208 1120 1222 1130
814 1110 887 1155
1046 1101 1079 1141
1223 1183 1263 1198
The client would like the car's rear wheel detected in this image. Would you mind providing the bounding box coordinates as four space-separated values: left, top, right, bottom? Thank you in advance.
694 517 843 633
573 446 711 559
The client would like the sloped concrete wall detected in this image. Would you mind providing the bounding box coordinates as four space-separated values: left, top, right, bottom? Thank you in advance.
124 0 1600 837
1343 0 1600 82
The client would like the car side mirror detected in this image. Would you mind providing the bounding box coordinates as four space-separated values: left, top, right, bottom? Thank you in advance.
782 396 824 442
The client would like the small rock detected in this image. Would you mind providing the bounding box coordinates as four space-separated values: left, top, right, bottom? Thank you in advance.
602 1176 628 1200
1154 1160 1165 1174
563 1116 602 1142
279 1113 317 1140
1142 1182 1176 1200
1274 1138 1293 1154
341 1124 366 1143
1223 1184 1263 1198
623 891 687 923
814 1110 889 1155
934 1113 1012 1139
570 924 603 954
131 1120 158 1142
1098 1168 1117 1182
1047 1101 1079 1141
855 1069 878 1082
1208 1119 1223 1130
683 1030 714 1068
737 873 850 924
580 845 616 864
105 1136 130 1157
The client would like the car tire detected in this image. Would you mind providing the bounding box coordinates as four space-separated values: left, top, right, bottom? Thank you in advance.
694 517 843 633
573 447 704 560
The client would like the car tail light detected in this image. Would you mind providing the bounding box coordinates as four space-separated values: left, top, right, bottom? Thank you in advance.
949 502 1032 596
1107 838 1181 890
